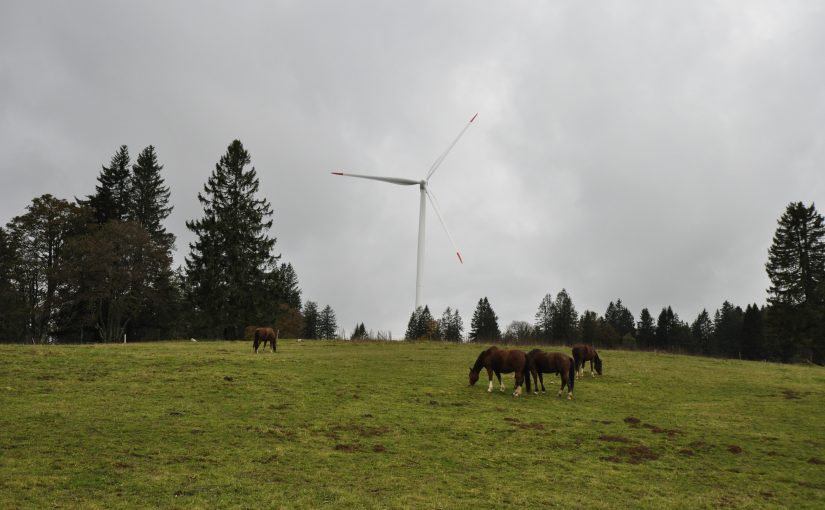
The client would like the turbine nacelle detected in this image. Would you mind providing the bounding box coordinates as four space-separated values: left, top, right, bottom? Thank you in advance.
332 113 477 308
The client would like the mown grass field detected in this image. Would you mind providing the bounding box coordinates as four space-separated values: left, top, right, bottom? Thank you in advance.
1 340 824 509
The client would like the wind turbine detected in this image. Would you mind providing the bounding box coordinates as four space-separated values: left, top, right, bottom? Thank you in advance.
333 113 477 310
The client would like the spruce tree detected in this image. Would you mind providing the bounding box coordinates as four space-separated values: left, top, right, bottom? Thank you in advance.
469 297 501 342
713 301 743 358
766 202 825 306
440 307 464 342
274 262 302 310
303 301 319 339
85 145 132 223
741 304 766 360
130 145 174 252
534 293 555 343
405 307 423 340
690 309 714 354
551 289 578 343
636 308 656 348
318 305 337 339
185 140 279 338
579 310 598 344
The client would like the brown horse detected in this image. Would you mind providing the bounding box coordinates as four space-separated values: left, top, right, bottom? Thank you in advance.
571 343 602 379
526 349 575 399
253 327 278 353
468 346 528 397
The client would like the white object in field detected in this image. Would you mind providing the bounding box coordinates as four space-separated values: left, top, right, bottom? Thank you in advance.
332 113 476 309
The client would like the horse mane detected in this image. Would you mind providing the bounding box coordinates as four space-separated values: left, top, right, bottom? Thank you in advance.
471 346 498 373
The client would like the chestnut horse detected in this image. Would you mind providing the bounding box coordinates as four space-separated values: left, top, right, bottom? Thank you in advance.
571 343 602 378
468 346 528 397
526 349 575 399
253 327 278 353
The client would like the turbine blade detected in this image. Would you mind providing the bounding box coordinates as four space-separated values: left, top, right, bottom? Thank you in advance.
332 172 419 186
426 113 478 181
426 188 463 264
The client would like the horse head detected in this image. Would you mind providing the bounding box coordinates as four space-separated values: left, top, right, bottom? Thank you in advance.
468 367 479 386
594 353 603 375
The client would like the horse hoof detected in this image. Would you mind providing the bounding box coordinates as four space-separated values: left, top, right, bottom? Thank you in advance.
568 394 573 400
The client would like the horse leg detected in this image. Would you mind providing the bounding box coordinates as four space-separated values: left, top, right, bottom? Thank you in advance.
513 370 523 397
486 368 494 393
532 370 539 395
590 359 595 377
539 372 546 393
496 372 505 392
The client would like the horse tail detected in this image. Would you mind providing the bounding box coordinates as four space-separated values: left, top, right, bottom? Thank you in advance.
567 356 576 394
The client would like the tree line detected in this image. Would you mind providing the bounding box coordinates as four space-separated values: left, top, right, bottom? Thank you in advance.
0 141 340 343
406 202 825 365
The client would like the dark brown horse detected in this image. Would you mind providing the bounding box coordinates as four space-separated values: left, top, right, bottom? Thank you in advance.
526 349 575 399
468 346 528 397
253 327 278 353
572 343 602 379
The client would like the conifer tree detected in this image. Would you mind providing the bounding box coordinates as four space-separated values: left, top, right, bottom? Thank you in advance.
551 289 578 343
636 308 656 348
318 305 337 339
85 145 132 223
741 304 766 360
690 309 714 354
713 301 743 358
303 301 319 339
469 297 501 342
766 202 825 306
439 307 464 342
534 293 555 343
185 140 279 338
579 310 598 344
130 145 174 252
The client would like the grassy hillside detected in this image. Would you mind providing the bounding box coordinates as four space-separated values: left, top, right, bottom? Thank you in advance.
1 340 824 509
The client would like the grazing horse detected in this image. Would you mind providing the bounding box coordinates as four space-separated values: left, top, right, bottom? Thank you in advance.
572 343 602 379
468 346 528 397
253 327 278 353
526 349 575 399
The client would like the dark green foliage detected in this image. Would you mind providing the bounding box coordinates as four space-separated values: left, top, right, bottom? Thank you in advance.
713 301 743 358
83 145 132 224
636 308 656 348
533 293 554 342
690 309 714 355
741 304 766 360
578 310 598 344
655 307 678 349
129 145 174 253
185 140 279 338
303 301 319 339
405 306 439 340
350 323 367 340
5 195 90 342
765 202 825 364
469 297 501 342
550 289 578 344
605 299 635 338
439 307 464 342
0 227 27 342
273 262 302 311
318 305 338 339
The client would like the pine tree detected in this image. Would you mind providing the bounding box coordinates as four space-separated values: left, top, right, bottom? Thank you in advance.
534 293 555 343
439 307 464 342
469 297 501 342
405 307 423 340
303 301 319 339
579 310 598 344
605 299 636 338
765 202 825 364
318 305 337 339
690 309 714 354
713 301 743 358
636 308 656 349
130 145 174 252
766 202 825 306
274 262 302 310
741 304 766 360
655 306 675 349
84 146 132 223
551 289 578 343
185 140 279 338
350 323 367 340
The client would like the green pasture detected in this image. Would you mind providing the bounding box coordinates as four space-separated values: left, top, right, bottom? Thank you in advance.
1 340 824 509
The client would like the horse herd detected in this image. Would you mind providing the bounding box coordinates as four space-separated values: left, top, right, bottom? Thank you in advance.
469 344 603 399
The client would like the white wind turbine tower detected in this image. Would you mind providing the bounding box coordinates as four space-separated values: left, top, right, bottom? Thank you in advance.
333 113 478 310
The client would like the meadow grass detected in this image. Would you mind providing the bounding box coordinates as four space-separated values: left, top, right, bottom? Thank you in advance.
1 340 824 509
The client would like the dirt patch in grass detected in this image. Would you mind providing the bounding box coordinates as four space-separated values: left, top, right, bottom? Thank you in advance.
599 434 631 443
602 445 660 464
504 417 545 430
642 423 681 437
624 417 641 425
679 448 694 456
808 457 825 465
334 444 358 453
372 445 387 453
592 420 613 425
782 389 802 400
727 445 743 454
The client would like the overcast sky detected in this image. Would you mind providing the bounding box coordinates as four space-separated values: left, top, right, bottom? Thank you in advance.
2 1 824 337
